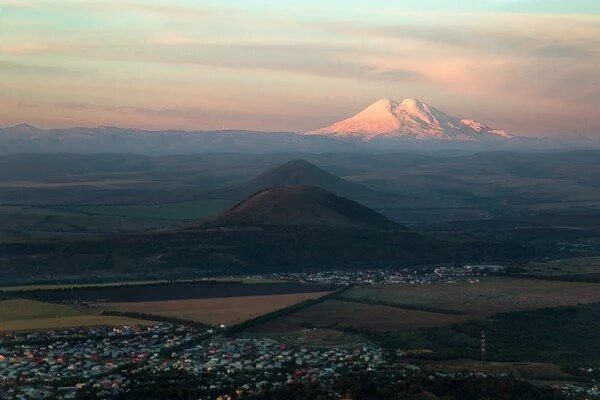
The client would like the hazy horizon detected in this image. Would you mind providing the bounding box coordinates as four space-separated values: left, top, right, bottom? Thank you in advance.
1 0 599 137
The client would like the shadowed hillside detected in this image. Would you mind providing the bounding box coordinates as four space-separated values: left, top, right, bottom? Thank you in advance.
243 159 375 197
206 185 397 229
214 158 389 207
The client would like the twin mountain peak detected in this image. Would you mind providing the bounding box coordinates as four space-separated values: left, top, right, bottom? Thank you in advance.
307 97 511 141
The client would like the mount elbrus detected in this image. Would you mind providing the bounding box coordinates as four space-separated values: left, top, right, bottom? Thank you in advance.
307 98 511 141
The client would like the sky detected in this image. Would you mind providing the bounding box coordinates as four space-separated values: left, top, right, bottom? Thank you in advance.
0 0 599 137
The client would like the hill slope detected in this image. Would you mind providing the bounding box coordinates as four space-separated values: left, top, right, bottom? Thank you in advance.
236 158 378 201
207 185 397 229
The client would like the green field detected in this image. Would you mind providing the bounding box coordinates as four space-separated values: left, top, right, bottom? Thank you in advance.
245 277 600 355
0 198 232 241
246 299 470 334
69 199 232 221
337 277 600 316
366 303 600 367
0 280 167 292
420 359 576 382
0 298 82 320
0 205 165 240
0 298 155 332
0 276 282 293
515 257 600 281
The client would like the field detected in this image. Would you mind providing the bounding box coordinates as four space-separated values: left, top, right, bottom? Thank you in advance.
0 280 168 292
91 292 331 326
69 199 233 221
246 299 470 334
366 303 600 367
19 282 336 303
0 199 233 242
244 277 600 351
515 256 600 282
0 299 153 332
419 359 575 381
266 328 366 348
2 281 338 331
337 277 600 316
0 205 165 241
0 277 281 293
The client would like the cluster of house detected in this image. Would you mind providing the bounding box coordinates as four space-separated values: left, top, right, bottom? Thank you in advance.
269 265 505 285
0 324 199 399
0 324 387 399
561 383 600 399
2 321 597 400
174 337 384 387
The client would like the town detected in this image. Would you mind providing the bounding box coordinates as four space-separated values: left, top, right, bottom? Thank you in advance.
0 324 388 399
2 321 597 400
264 265 506 286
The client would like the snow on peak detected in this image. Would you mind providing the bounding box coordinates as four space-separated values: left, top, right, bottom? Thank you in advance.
460 119 512 138
307 98 512 141
400 97 425 107
373 97 397 106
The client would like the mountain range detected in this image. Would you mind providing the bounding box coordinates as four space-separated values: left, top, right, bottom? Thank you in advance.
2 99 600 154
0 124 353 154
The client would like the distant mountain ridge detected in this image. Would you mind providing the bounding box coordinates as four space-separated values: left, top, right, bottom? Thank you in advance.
0 125 356 154
307 98 511 141
3 114 600 154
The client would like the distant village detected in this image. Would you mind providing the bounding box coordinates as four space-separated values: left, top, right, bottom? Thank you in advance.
266 264 507 285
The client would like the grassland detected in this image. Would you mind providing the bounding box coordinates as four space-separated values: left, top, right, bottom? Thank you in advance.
0 205 165 241
337 277 600 316
255 328 366 348
515 257 600 282
245 277 600 351
0 298 82 320
246 299 470 334
0 280 167 292
91 292 331 326
19 282 334 303
69 199 232 221
367 303 600 367
419 359 575 381
0 277 281 293
202 276 284 284
0 299 154 332
1 315 158 332
0 197 233 242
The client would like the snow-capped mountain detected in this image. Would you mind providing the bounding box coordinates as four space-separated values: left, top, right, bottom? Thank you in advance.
307 98 512 141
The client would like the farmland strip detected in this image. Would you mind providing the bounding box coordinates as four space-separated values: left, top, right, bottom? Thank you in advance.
333 296 465 315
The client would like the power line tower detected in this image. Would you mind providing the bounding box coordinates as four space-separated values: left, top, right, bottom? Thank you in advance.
480 330 486 360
